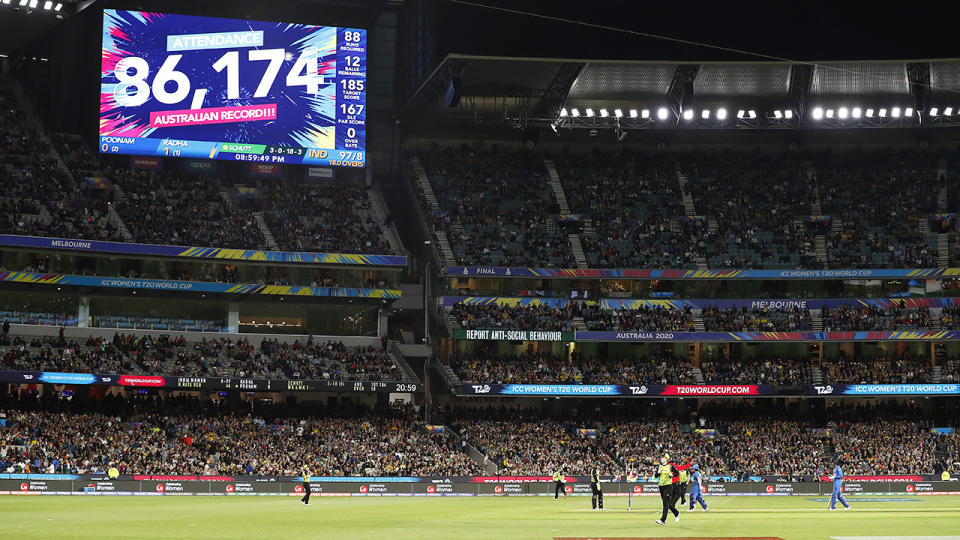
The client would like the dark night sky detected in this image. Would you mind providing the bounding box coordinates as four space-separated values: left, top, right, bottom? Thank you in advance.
437 0 960 62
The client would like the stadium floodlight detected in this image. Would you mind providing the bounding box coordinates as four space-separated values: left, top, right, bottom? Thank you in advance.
559 108 568 117
946 107 954 116
773 110 783 119
2 0 11 5
838 107 849 119
54 1 61 9
629 109 638 118
614 109 623 118
747 110 756 119
701 109 710 119
826 109 835 119
736 109 745 119
586 108 595 117
43 0 50 8
865 108 874 117
716 108 728 120
571 108 580 117
641 109 650 119
891 107 901 118
784 110 793 119
600 108 609 117
682 109 694 120
878 108 887 117
656 107 669 120
18 0 26 5
905 107 913 117
812 107 824 120
852 107 862 118
930 107 939 116
28 0 36 7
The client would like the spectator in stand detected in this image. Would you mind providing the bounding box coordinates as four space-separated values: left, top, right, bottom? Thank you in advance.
452 303 575 331
822 304 931 331
701 306 812 332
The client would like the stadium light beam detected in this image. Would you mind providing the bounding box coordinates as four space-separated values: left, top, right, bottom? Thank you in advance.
656 107 669 120
716 108 728 120
812 107 824 120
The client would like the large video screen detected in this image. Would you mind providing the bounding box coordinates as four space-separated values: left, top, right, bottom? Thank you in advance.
100 10 366 168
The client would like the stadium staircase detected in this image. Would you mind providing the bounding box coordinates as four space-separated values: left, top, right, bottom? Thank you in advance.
675 170 709 270
810 367 824 384
366 187 406 254
389 348 421 384
252 212 280 251
931 365 943 383
109 186 135 242
808 170 830 266
691 367 705 384
573 316 587 331
693 315 705 332
544 159 588 269
811 312 823 332
409 157 456 266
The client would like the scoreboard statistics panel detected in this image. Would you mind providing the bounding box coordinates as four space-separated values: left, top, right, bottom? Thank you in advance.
99 10 366 167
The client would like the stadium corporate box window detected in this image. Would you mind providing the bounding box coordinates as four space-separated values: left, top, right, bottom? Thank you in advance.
100 10 366 168
239 303 378 336
88 295 228 331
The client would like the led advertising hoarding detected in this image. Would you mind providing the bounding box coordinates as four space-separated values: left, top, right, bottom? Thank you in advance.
100 10 366 167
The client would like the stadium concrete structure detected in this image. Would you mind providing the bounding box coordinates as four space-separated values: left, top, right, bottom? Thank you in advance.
0 2 959 538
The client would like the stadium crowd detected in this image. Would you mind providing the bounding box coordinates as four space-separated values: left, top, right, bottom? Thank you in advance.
0 395 479 477
581 305 695 332
701 306 813 332
821 305 932 331
451 352 697 385
0 334 407 382
821 355 935 384
451 303 575 331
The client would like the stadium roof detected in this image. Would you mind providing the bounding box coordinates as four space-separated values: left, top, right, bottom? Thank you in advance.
402 54 960 131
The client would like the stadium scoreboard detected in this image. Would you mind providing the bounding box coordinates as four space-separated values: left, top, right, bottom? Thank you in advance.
99 10 366 167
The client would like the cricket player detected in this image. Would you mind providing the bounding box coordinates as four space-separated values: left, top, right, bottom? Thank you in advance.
828 460 851 511
687 464 708 511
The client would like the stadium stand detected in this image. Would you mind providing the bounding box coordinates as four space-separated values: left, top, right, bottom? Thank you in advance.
0 396 479 476
451 351 697 385
0 334 408 381
418 147 574 267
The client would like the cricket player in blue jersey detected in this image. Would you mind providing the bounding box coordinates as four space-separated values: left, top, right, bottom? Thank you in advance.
687 464 708 511
828 460 851 511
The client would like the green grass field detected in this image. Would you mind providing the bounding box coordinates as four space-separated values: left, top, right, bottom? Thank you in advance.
2 495 959 539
